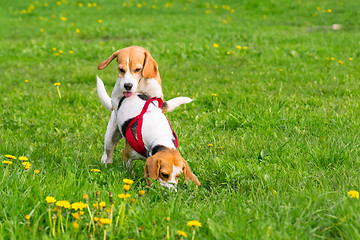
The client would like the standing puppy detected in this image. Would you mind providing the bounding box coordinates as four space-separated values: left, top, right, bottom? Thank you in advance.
97 46 163 165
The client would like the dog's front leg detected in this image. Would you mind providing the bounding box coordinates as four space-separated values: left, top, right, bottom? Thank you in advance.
101 110 122 166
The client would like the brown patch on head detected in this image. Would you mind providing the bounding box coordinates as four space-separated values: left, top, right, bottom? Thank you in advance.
97 46 159 80
144 149 201 186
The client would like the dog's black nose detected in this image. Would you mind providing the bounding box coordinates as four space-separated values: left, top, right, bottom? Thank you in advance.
124 83 133 90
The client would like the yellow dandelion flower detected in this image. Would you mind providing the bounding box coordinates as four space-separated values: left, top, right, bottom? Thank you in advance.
152 5 156 9
138 190 146 196
2 160 13 165
92 3 96 7
316 7 320 10
236 45 241 49
348 190 359 199
73 222 79 228
212 93 217 96
93 203 98 208
94 217 99 222
243 46 248 50
338 60 343 64
71 202 87 211
44 3 48 7
226 51 230 55
40 28 44 32
80 211 84 215
327 9 332 13
54 82 61 86
56 200 71 209
98 19 102 23
99 201 106 208
123 184 131 192
52 48 57 51
25 80 29 83
122 2 127 7
118 193 131 199
187 220 202 227
123 179 134 185
72 212 80 220
78 3 83 7
349 58 352 61
75 29 80 33
54 53 60 56
5 155 16 159
214 4 218 9
166 216 170 222
279 69 283 71
58 50 63 54
87 3 92 7
231 9 235 13
326 57 329 61
57 1 61 5
83 193 88 200
137 3 142 8
223 20 227 24
39 16 44 20
331 57 334 61
22 162 31 169
177 230 188 238
208 144 214 147
46 196 56 204
106 208 111 213
34 169 40 174
69 50 74 54
100 218 112 225
130 198 135 204
213 43 219 48
25 214 30 220
60 16 67 21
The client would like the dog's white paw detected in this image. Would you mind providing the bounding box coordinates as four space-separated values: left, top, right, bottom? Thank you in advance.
101 153 113 166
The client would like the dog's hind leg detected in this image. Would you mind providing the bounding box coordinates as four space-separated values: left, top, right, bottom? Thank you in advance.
101 110 122 166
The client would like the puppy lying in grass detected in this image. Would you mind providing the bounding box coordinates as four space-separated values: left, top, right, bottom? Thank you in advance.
97 77 201 189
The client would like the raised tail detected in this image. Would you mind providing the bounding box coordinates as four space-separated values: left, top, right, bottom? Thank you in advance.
96 76 113 111
162 97 193 113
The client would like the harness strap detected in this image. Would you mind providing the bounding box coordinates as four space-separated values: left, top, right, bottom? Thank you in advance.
126 97 178 157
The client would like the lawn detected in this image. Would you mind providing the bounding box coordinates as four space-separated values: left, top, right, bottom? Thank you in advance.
1 0 360 239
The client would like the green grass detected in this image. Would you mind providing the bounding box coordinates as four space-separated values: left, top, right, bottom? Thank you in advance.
1 0 360 239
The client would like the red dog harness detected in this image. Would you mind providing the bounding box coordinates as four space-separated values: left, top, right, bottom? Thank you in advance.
125 97 178 157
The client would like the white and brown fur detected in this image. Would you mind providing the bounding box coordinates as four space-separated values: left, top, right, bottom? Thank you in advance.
97 80 200 188
97 46 163 166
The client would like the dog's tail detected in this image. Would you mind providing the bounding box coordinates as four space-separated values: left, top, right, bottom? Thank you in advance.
96 76 113 111
162 97 193 113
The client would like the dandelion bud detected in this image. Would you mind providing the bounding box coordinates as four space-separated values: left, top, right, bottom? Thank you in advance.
138 190 145 197
139 225 145 232
166 216 170 222
25 214 30 220
83 193 89 204
123 184 130 192
130 198 135 204
96 190 100 201
109 192 113 204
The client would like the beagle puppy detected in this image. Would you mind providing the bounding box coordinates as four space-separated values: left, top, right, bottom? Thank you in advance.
97 46 163 165
97 82 201 188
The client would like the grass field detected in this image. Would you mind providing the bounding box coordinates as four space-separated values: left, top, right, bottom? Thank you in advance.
1 0 360 239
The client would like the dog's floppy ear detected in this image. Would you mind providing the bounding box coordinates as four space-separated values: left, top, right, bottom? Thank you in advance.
143 50 158 79
183 160 201 186
98 50 121 70
144 156 161 185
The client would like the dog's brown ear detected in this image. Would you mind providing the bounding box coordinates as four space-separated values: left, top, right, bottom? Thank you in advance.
144 156 161 185
143 50 158 79
98 50 121 70
183 160 201 186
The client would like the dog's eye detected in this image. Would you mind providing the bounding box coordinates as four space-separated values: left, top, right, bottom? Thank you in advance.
161 173 169 179
134 68 141 73
119 68 125 73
